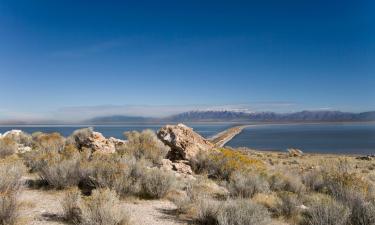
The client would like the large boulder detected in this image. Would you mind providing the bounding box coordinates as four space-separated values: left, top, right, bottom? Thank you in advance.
74 130 116 154
87 132 117 154
157 123 214 161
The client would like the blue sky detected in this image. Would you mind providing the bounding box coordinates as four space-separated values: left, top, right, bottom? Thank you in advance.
0 0 374 121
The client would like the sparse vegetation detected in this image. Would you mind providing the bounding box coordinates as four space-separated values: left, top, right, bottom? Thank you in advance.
196 198 271 225
0 158 25 225
301 198 350 225
120 129 169 164
62 188 131 225
140 168 175 198
227 170 269 198
1 126 375 225
0 137 17 158
193 148 265 180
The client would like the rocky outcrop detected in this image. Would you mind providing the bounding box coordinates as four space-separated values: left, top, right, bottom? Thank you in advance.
108 137 127 149
76 131 117 154
288 148 304 157
157 123 214 161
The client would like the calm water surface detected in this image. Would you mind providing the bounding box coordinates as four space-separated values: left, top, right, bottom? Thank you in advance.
1 123 374 154
0 124 231 139
227 123 375 154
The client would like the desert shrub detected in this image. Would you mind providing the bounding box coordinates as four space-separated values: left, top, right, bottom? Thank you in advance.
86 154 137 196
0 193 18 225
62 188 131 225
140 168 175 198
227 170 269 198
0 158 25 192
302 169 324 192
347 195 375 225
191 150 212 174
0 158 25 225
35 147 83 189
269 172 305 194
62 188 83 224
0 137 17 158
120 130 169 164
217 199 271 225
3 131 32 147
197 148 265 180
252 193 280 214
275 192 301 220
171 177 229 214
196 197 220 225
301 198 350 225
33 132 66 153
69 128 94 149
82 188 131 225
196 198 271 225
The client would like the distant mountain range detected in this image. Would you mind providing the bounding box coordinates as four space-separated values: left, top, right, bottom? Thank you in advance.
86 110 375 124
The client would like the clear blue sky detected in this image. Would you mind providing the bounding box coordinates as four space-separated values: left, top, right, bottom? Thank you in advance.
0 0 374 121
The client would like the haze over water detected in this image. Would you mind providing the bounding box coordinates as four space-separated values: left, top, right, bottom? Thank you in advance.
1 122 374 155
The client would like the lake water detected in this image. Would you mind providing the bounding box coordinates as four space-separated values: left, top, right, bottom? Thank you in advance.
0 123 231 139
1 123 374 154
227 123 375 154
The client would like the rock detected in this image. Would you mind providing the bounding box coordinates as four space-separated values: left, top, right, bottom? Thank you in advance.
356 155 374 161
288 148 303 157
161 159 174 170
108 137 127 149
17 145 32 154
157 124 214 161
297 204 309 210
171 160 193 175
84 131 116 154
161 159 193 175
